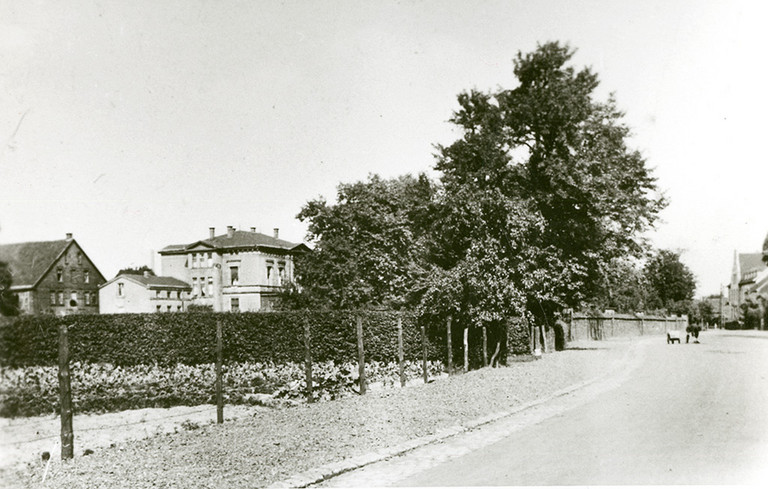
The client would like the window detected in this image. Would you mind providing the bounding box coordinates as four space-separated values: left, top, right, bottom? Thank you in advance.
50 292 56 305
192 278 199 296
230 266 239 285
57 268 63 282
207 253 213 268
118 282 124 297
266 266 273 283
70 292 78 307
278 267 285 285
207 277 213 295
177 305 182 312
77 253 82 265
156 305 161 312
166 305 172 312
156 290 161 298
64 253 68 266
85 292 91 305
230 297 240 312
84 271 90 283
57 292 64 305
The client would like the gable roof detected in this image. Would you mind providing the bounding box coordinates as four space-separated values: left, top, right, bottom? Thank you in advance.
160 229 306 254
739 253 766 276
0 239 71 288
100 273 191 290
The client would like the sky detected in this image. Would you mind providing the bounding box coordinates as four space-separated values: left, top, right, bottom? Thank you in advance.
1 0 766 297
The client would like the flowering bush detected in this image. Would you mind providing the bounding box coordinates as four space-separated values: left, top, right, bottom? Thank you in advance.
0 359 445 417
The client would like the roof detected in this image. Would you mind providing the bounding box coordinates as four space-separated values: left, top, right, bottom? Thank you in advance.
100 273 191 290
739 253 766 276
749 269 768 295
160 229 307 254
0 239 71 288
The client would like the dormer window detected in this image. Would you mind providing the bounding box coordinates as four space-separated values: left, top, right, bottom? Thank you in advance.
84 271 90 283
57 268 63 282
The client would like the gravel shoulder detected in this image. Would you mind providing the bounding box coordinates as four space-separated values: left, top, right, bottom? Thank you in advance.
1 338 641 489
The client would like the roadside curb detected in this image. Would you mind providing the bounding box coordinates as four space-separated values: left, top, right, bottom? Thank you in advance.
266 339 644 489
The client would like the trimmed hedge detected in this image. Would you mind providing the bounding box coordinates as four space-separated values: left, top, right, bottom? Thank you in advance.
0 311 443 368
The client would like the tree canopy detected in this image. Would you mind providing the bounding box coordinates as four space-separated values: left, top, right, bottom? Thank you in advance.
290 42 666 332
643 249 696 315
290 173 434 310
116 265 155 277
426 41 664 325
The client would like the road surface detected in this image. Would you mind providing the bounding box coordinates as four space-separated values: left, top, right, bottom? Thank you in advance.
320 330 768 486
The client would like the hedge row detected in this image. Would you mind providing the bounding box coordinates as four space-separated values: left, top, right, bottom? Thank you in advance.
0 311 446 368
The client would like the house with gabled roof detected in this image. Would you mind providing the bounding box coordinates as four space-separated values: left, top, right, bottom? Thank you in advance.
158 226 308 312
99 271 192 314
0 233 106 315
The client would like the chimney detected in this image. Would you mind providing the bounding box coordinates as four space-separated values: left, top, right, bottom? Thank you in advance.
250 227 256 233
273 228 279 239
209 227 215 239
66 233 73 240
227 226 235 238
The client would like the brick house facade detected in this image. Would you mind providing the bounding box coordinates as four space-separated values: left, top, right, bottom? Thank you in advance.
0 233 106 315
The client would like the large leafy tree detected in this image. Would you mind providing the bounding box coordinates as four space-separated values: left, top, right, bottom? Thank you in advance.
428 42 664 327
290 174 434 309
643 249 696 314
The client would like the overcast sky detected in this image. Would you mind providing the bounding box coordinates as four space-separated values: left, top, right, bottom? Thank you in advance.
1 0 766 297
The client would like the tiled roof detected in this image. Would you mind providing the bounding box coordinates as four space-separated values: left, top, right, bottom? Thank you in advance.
103 274 191 289
0 240 70 288
129 274 191 288
160 230 305 253
739 253 766 275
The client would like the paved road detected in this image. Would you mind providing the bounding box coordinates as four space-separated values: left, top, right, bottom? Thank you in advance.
322 331 768 486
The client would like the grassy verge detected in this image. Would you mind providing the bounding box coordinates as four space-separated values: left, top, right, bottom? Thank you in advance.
3 340 633 489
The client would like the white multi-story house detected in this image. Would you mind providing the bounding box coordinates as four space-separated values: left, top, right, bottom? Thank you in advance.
99 271 192 314
158 226 308 312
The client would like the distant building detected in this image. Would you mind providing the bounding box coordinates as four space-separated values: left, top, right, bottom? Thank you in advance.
727 250 768 321
0 233 106 315
99 272 192 314
158 226 308 312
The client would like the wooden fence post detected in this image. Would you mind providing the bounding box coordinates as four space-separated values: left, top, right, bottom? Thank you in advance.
446 316 453 374
397 315 405 387
304 320 313 402
421 322 428 383
357 316 366 395
463 327 469 373
482 326 488 367
215 320 223 424
58 324 74 460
